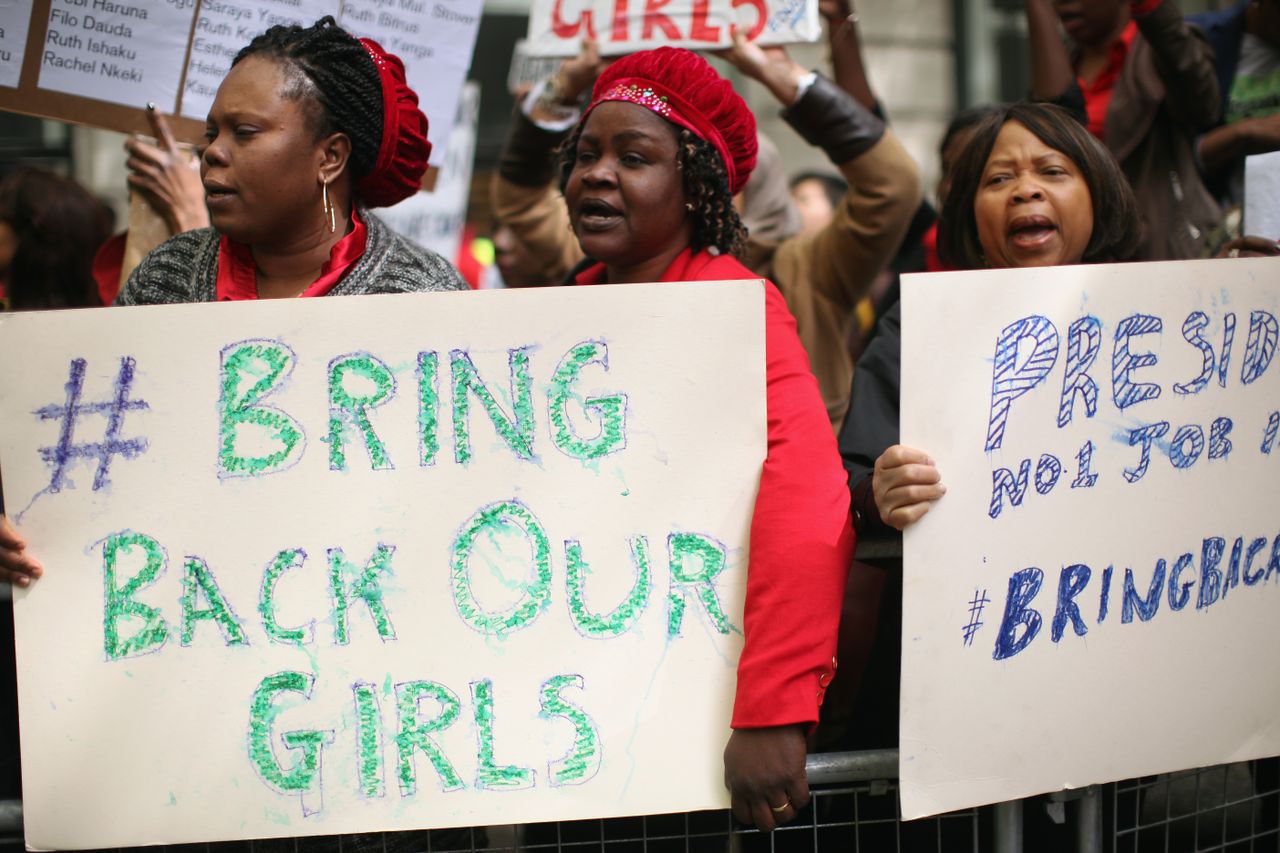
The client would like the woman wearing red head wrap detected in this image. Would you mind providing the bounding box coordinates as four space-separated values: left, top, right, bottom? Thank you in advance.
114 16 465 305
559 47 854 831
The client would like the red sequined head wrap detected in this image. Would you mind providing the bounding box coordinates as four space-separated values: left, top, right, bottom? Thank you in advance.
584 47 757 195
357 37 431 208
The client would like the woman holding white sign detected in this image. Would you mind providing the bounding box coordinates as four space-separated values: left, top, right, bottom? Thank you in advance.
2 19 465 567
557 46 855 831
841 102 1141 531
0 19 476 850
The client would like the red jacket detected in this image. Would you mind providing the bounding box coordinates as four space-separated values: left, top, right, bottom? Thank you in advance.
576 248 855 728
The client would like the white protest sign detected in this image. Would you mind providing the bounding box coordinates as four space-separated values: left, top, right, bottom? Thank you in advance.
179 0 481 170
180 0 335 120
897 258 1280 819
1245 151 1280 242
0 0 33 89
38 0 194 109
0 282 765 849
525 0 820 57
378 83 480 262
339 0 483 168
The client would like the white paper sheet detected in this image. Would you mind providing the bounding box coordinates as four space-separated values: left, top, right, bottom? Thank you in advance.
1245 151 1280 242
0 0 32 89
897 258 1280 819
0 281 766 849
37 0 194 109
179 0 337 121
339 0 483 168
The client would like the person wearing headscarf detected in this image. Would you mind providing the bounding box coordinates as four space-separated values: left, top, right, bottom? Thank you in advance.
492 26 921 429
114 16 465 306
553 46 854 831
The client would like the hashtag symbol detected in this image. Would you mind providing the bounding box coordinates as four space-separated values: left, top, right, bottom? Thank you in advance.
962 588 990 648
34 357 149 494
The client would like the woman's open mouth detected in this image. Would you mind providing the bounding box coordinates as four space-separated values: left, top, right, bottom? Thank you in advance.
1008 215 1058 250
577 198 622 232
203 180 237 208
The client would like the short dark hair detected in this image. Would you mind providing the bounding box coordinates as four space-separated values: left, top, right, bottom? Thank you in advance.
938 102 1141 270
232 17 382 180
789 171 848 209
939 105 1004 159
557 121 748 259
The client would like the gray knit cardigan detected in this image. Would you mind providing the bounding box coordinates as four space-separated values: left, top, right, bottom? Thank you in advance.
115 212 467 305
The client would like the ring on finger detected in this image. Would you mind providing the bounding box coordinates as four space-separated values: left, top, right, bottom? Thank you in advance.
770 799 791 814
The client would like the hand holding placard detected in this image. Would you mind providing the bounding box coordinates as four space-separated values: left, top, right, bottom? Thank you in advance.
124 105 208 235
898 258 1280 820
0 282 764 849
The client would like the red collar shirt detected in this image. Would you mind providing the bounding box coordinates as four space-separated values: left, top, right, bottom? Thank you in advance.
576 248 854 729
1078 20 1140 140
215 209 369 301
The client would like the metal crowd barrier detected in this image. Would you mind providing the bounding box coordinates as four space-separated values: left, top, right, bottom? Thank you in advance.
1 753 1274 851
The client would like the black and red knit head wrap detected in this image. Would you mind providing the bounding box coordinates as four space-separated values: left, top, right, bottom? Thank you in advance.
357 37 431 208
584 47 758 195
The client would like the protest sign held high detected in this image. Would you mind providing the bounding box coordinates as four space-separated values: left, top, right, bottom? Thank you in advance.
525 0 820 56
0 0 479 168
898 258 1280 819
0 282 766 849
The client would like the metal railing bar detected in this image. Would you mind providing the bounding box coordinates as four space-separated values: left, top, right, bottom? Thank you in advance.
0 801 18 835
993 799 1021 853
803 750 897 785
1077 786 1102 853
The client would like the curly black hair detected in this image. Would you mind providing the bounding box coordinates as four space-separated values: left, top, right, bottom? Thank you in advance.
557 121 748 260
232 16 382 179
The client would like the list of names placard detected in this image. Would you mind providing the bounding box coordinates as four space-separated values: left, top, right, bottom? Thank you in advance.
339 0 483 168
180 0 335 120
0 0 32 89
37 0 195 109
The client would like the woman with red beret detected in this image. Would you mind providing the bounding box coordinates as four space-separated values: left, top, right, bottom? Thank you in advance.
558 47 854 831
113 16 465 305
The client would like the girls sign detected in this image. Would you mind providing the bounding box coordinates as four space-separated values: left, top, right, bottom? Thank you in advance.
0 281 765 848
525 0 820 56
898 258 1280 818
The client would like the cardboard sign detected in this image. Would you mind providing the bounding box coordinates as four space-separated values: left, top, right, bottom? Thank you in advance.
0 0 480 165
524 0 820 57
897 258 1280 819
0 281 766 849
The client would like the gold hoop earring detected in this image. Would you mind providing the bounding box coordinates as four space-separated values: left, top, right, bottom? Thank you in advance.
321 179 336 234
